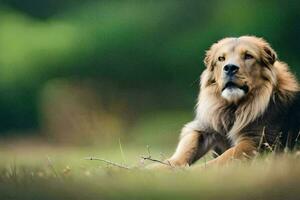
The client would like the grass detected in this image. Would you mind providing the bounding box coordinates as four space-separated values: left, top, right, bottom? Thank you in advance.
0 142 300 200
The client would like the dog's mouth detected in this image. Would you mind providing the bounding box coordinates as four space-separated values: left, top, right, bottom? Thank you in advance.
222 81 249 93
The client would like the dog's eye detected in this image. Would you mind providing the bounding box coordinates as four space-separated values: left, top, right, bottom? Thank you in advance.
218 56 225 62
244 53 254 60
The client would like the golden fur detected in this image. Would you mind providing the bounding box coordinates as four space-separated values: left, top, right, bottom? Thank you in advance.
151 36 300 169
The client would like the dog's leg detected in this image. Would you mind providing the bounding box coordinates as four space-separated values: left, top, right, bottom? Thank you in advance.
167 131 201 167
168 131 217 167
202 139 256 167
149 122 217 169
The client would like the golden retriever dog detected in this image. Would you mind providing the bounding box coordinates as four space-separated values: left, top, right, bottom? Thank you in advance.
153 36 300 168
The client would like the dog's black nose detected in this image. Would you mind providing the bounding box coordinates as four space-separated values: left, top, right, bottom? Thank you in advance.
223 64 239 76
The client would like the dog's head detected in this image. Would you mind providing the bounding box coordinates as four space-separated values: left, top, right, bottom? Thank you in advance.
203 36 277 103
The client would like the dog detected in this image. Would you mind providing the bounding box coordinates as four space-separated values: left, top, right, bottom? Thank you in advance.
153 36 300 168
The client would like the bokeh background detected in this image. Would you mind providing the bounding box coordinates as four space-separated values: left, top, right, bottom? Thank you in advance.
0 0 299 150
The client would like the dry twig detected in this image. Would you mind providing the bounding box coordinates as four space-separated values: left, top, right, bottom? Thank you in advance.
84 157 131 170
140 155 173 167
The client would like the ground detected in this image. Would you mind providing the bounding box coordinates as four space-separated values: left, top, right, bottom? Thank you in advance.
0 142 300 200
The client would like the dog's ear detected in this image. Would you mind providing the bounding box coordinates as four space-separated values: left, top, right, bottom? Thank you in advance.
204 43 217 71
204 50 213 70
261 43 277 66
200 69 215 89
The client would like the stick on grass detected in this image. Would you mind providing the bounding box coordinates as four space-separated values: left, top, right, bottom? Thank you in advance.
140 155 173 167
84 157 131 170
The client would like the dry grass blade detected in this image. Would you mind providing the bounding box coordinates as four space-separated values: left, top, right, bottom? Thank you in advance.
211 150 220 157
258 127 266 152
8 159 18 183
47 156 61 179
118 138 126 163
295 131 300 143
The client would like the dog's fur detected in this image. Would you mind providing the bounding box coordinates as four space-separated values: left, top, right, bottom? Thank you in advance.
157 36 300 168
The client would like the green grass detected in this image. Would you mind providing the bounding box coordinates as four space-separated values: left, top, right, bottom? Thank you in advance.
0 144 300 200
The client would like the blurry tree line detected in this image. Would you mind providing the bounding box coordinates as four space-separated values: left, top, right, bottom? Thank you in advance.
0 0 299 140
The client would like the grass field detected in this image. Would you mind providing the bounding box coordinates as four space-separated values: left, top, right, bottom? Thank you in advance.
0 142 300 200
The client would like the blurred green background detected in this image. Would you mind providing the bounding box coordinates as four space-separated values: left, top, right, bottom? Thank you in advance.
0 0 299 147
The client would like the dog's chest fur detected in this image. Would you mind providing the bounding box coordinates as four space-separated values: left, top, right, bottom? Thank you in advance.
214 105 237 134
